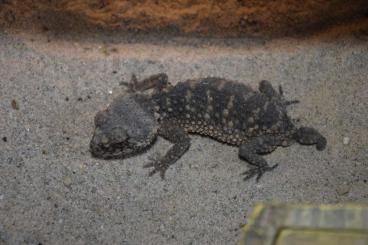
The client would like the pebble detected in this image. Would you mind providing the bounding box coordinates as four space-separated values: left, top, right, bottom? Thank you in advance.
63 176 72 187
11 99 19 110
343 137 350 145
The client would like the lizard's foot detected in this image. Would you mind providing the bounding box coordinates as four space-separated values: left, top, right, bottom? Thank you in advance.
242 164 278 182
143 159 169 179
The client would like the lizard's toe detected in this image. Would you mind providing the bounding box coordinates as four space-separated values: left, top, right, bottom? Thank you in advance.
144 160 169 179
242 168 259 181
242 163 278 182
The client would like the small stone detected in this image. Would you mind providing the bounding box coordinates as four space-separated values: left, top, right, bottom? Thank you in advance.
11 99 19 110
63 176 72 187
79 164 86 171
343 137 350 145
108 90 113 94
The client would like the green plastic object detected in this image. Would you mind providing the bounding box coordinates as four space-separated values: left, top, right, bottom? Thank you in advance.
239 203 368 245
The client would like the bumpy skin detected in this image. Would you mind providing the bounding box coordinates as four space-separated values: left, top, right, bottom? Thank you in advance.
90 74 327 182
90 94 159 159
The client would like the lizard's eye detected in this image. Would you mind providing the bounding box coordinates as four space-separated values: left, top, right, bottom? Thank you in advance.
108 126 128 143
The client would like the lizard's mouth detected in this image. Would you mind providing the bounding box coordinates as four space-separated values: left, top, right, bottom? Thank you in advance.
89 126 157 160
89 124 133 159
90 140 125 159
90 139 153 160
89 131 132 159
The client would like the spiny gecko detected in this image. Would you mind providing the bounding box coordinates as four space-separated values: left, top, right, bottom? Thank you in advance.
90 74 326 181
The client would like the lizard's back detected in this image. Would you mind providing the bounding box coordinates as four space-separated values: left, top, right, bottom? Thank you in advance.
153 77 291 145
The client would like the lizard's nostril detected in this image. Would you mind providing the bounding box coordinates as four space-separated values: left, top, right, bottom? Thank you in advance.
90 134 102 148
90 139 100 153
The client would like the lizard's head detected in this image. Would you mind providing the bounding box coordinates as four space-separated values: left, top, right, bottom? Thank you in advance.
90 94 158 159
293 127 327 151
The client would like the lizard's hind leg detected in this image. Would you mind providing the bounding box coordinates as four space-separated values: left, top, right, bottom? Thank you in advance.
259 80 299 106
259 80 278 98
278 85 300 106
121 73 170 92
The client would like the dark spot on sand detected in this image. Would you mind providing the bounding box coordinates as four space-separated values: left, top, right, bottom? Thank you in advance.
11 99 19 110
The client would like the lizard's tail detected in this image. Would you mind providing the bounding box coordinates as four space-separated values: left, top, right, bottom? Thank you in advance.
292 127 327 151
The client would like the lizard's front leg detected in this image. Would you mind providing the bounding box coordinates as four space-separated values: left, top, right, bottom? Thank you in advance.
144 123 190 179
239 135 281 182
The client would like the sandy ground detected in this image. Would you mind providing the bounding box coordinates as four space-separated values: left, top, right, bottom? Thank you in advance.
1 22 368 244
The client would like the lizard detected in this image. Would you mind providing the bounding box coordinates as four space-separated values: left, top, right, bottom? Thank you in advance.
90 73 327 181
